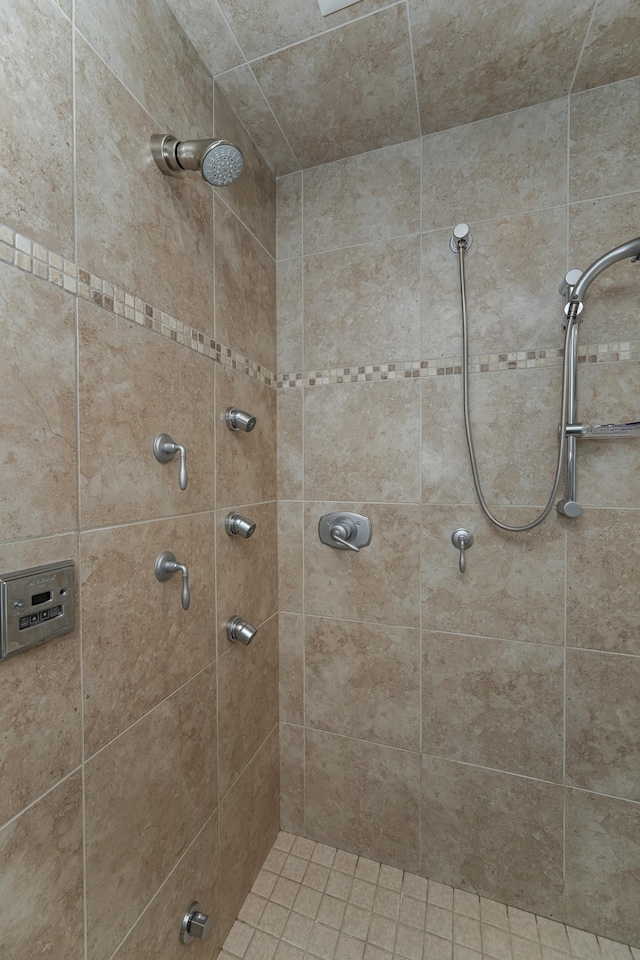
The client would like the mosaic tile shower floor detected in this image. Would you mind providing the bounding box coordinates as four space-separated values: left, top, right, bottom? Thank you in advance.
221 834 638 960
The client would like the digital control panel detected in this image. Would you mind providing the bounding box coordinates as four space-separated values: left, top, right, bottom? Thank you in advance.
0 560 75 661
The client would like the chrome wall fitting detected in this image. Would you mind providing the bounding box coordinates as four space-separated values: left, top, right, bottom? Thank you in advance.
318 513 372 553
151 134 244 187
225 407 257 432
451 529 473 573
450 222 472 253
225 513 257 539
153 433 187 490
180 902 213 945
227 616 257 645
154 551 190 610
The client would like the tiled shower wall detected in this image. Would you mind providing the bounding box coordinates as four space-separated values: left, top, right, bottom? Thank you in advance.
276 78 640 945
0 1 279 957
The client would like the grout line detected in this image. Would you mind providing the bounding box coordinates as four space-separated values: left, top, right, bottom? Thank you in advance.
244 61 302 171
218 721 281 809
417 111 424 879
214 190 276 262
222 1 405 72
0 764 83 836
300 165 307 838
568 0 600 95
404 0 422 140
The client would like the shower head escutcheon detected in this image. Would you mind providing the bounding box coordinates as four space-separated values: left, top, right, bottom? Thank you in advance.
151 134 244 186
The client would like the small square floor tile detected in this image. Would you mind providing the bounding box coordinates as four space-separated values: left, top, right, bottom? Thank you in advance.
318 895 347 929
246 931 279 960
272 877 300 909
356 858 381 884
274 833 296 853
403 874 429 901
334 850 359 876
305 862 331 892
373 887 400 920
508 908 539 943
309 923 341 960
326 871 353 901
293 885 323 919
398 897 426 930
349 880 376 911
365 945 393 960
566 928 600 960
453 891 479 922
369 916 398 953
239 894 268 927
428 884 453 912
282 855 308 882
426 906 452 941
482 924 512 960
453 947 480 960
275 943 304 960
396 924 424 960
282 912 314 949
511 937 542 960
224 921 256 958
259 902 291 938
336 932 367 960
253 870 279 899
423 934 453 960
313 844 338 868
598 942 632 960
264 849 288 874
378 865 403 892
537 920 569 953
480 900 508 931
292 837 316 860
453 916 481 953
343 904 371 941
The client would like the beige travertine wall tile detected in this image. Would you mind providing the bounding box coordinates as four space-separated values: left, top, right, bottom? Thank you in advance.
412 0 591 133
165 0 243 76
577 361 640 508
75 36 214 330
570 76 640 202
422 506 565 646
569 193 640 345
422 209 567 357
567 509 640 655
277 172 303 262
421 98 567 229
567 648 640 801
0 772 83 960
303 140 421 254
278 258 303 373
304 381 421 503
422 632 563 780
304 236 421 369
278 388 303 500
217 500 278 651
85 666 217 960
573 0 640 92
78 301 214 529
305 729 421 871
0 535 80 826
0 264 77 542
76 0 213 137
81 513 216 756
215 198 276 371
279 501 303 613
217 0 396 62
566 790 640 945
421 757 564 918
421 375 476 506
215 66 300 178
215 85 277 257
304 502 421 629
113 813 220 960
218 614 278 797
280 613 304 725
424 367 562 507
280 722 305 835
215 365 277 507
252 7 419 168
305 616 420 751
219 726 280 938
0 0 73 255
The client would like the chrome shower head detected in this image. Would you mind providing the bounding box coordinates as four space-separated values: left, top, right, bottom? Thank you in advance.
151 134 244 186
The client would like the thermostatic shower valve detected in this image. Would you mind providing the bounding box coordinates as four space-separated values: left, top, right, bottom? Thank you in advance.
318 512 372 553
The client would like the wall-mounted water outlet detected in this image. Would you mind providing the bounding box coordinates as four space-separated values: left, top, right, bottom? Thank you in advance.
225 407 256 432
225 513 256 539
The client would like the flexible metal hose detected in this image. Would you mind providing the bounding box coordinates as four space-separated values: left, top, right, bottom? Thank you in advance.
457 240 573 532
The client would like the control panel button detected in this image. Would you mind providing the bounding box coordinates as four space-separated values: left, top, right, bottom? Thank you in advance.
19 616 29 629
29 613 39 625
40 609 50 621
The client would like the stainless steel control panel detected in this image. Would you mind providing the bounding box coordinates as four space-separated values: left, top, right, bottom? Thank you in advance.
0 561 75 661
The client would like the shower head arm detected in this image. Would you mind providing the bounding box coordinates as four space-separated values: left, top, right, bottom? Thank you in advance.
175 139 225 172
570 236 640 304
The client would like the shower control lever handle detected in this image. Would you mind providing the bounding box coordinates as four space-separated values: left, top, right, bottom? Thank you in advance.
330 522 360 553
154 551 190 610
153 433 188 490
451 529 474 574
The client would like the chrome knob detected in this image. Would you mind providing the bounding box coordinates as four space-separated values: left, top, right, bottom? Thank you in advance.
180 902 213 944
227 616 257 645
153 433 188 490
225 513 257 538
330 521 360 553
154 551 190 610
225 407 256 432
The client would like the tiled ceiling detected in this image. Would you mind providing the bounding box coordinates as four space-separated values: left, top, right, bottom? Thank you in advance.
166 0 640 174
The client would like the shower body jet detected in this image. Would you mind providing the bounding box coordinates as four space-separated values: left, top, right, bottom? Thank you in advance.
151 134 244 186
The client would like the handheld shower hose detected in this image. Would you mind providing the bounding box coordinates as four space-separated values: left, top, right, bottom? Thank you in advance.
456 239 575 532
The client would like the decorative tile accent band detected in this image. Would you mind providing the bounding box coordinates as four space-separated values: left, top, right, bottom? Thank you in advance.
0 223 276 387
276 342 640 387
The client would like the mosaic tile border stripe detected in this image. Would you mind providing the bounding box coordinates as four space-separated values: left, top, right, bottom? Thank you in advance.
0 224 276 387
3 222 638 393
276 341 640 388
